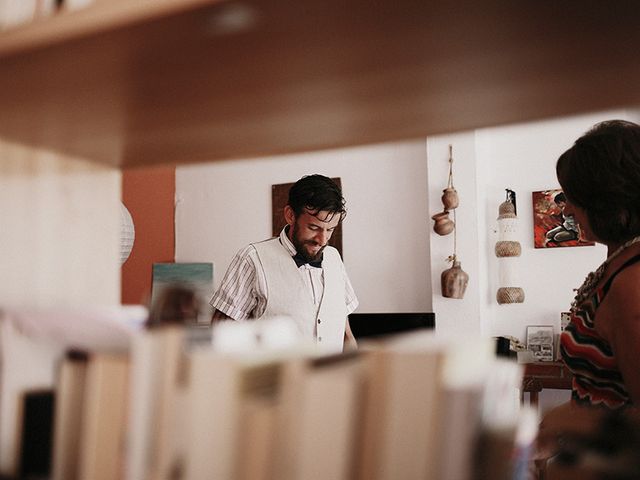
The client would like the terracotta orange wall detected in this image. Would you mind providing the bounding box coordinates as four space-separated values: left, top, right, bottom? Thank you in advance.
121 165 175 305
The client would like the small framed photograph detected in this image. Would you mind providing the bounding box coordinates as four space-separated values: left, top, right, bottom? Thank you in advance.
526 325 554 362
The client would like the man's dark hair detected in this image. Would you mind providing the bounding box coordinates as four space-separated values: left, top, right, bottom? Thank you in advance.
556 120 640 243
288 174 346 221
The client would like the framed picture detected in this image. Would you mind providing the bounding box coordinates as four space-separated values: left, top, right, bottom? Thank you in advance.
526 325 554 362
532 189 595 248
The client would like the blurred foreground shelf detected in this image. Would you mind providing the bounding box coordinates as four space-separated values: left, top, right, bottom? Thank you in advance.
0 0 639 167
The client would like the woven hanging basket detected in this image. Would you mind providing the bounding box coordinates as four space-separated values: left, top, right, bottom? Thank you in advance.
495 241 521 257
498 200 516 219
496 287 525 304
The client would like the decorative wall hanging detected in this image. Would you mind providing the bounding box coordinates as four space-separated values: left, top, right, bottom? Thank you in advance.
435 145 468 299
432 211 455 236
495 189 524 304
531 189 595 248
431 145 458 236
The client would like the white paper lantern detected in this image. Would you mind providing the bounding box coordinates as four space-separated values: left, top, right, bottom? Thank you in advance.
495 191 524 304
120 202 135 265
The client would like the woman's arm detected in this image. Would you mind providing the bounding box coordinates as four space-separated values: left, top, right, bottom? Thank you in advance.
603 265 640 403
537 401 605 459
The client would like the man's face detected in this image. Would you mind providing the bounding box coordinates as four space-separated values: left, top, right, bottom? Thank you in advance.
288 209 340 262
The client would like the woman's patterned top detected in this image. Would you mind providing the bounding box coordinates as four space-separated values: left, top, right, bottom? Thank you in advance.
560 254 640 408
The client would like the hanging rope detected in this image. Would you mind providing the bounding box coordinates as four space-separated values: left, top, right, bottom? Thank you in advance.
447 144 454 189
452 208 457 262
448 144 457 263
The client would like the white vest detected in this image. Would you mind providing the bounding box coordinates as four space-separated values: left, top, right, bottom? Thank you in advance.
252 237 347 353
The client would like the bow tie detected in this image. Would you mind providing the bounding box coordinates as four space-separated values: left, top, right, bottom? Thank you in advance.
292 252 323 268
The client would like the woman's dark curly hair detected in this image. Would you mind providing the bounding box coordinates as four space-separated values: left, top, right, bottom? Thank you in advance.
288 174 346 222
556 120 640 244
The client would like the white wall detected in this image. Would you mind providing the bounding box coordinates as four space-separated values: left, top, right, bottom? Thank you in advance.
176 108 640 342
0 139 121 474
0 140 121 308
426 132 482 339
428 108 636 341
175 140 432 313
426 110 640 411
476 113 611 340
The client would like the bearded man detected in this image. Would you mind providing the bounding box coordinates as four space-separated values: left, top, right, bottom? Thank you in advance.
210 174 358 352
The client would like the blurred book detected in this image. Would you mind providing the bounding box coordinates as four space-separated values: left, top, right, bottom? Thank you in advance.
433 337 495 480
185 349 289 480
355 332 445 480
0 306 143 476
234 362 282 480
17 389 55 479
77 353 129 480
1 318 532 480
0 317 63 476
52 352 88 480
125 326 186 480
274 352 364 480
1 305 146 351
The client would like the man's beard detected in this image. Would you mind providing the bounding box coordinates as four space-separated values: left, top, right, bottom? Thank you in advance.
292 222 326 262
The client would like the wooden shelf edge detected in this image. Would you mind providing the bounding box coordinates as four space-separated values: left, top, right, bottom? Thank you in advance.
1 1 640 168
0 0 220 57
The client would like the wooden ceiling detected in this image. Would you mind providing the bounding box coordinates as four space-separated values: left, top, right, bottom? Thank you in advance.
0 0 639 167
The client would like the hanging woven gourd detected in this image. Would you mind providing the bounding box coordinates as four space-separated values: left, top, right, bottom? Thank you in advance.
431 145 458 236
439 145 469 299
495 189 524 304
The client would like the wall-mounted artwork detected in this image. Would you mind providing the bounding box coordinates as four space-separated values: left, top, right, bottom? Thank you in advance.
532 189 595 249
272 178 343 256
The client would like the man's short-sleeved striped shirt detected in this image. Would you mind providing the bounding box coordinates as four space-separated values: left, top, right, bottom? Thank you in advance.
210 228 358 321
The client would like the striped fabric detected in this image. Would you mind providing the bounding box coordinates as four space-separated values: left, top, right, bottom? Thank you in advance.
560 255 640 408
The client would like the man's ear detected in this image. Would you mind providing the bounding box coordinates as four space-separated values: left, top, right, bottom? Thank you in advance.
284 205 296 226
